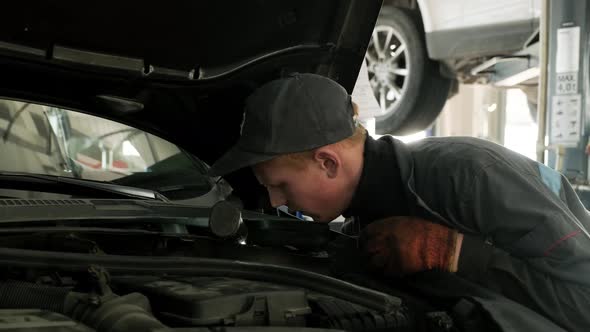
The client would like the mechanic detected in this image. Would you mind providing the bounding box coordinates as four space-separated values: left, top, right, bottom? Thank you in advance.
209 73 590 331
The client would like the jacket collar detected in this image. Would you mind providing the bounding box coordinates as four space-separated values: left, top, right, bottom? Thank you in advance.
342 134 413 225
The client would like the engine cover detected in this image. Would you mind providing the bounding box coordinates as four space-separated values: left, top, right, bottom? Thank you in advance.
112 276 312 327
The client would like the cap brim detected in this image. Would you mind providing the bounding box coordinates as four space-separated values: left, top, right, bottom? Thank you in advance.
208 145 279 177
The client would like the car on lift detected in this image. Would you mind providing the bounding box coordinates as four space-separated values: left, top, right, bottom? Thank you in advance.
0 1 562 331
367 0 541 134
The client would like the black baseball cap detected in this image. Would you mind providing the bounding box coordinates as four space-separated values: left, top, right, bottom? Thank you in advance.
209 73 357 177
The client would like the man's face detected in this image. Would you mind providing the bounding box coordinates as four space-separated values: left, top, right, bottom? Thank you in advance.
253 157 348 222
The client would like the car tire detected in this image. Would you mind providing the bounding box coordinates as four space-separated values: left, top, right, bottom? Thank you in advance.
366 6 452 135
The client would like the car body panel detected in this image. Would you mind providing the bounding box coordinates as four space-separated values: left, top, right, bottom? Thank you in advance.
416 0 539 59
417 0 536 32
425 19 537 60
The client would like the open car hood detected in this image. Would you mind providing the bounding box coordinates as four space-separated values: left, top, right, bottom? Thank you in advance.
0 1 381 170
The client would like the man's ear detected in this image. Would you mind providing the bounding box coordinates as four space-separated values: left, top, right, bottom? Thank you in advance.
313 147 340 179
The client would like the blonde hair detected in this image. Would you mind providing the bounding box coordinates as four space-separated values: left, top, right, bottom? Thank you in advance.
273 101 366 170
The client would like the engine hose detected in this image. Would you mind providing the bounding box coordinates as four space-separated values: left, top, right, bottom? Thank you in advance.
0 281 68 313
67 292 167 332
0 280 167 332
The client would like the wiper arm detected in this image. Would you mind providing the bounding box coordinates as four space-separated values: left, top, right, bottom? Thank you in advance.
0 171 163 200
2 103 30 143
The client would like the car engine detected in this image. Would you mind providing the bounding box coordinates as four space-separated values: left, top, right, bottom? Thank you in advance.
0 199 457 331
0 269 414 332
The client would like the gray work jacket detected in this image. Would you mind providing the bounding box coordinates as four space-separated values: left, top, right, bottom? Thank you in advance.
352 135 590 331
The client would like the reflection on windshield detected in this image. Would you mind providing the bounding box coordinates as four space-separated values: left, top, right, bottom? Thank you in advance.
0 99 198 183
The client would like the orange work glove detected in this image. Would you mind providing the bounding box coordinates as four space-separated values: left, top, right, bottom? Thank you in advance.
360 216 459 277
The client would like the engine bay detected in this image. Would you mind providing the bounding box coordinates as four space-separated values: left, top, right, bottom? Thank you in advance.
0 198 460 331
0 265 415 332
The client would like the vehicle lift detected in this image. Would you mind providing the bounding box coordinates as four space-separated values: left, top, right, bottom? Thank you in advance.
479 0 590 208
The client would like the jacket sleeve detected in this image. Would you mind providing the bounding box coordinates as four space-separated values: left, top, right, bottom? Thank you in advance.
454 160 590 331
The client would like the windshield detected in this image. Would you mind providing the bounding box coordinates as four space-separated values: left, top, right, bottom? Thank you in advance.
0 98 212 195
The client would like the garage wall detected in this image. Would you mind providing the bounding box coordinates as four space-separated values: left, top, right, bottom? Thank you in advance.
435 84 506 145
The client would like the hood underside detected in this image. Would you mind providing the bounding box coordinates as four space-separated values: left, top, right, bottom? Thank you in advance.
0 1 381 200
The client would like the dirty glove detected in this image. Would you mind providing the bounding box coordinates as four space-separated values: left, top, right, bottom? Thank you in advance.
360 216 459 277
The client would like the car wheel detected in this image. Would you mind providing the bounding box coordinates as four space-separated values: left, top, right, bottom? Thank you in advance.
366 7 452 135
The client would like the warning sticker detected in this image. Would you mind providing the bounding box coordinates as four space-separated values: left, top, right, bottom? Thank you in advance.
550 94 582 144
556 72 578 95
556 27 580 73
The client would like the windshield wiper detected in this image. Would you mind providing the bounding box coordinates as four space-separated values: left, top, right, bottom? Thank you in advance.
2 103 30 143
0 171 164 201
